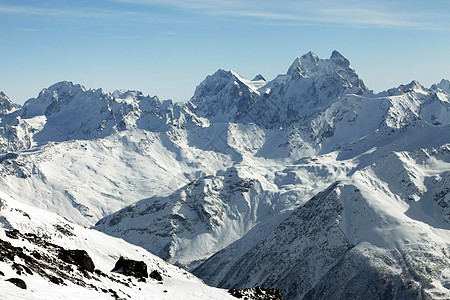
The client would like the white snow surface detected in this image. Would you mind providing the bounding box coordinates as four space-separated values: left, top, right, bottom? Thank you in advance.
0 190 235 299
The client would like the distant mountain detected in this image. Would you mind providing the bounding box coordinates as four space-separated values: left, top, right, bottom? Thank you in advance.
194 146 450 299
189 50 368 128
0 92 19 116
1 51 449 299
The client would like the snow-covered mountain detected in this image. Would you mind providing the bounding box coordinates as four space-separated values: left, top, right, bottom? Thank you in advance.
0 92 19 116
1 51 450 299
194 146 450 299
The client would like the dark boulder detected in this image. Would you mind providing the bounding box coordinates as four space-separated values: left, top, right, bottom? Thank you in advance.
6 278 27 289
149 270 163 281
111 256 148 279
49 275 64 285
58 249 95 272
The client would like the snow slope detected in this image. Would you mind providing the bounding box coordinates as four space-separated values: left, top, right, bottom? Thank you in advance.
195 145 450 299
0 190 238 299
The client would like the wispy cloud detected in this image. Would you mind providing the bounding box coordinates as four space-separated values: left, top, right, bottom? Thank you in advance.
19 28 40 32
1 1 447 31
0 3 189 25
0 4 133 19
0 5 121 18
319 8 426 28
113 0 449 30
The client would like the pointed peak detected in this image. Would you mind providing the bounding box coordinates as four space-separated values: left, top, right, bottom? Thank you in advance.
439 78 450 85
288 51 320 75
330 50 351 68
252 74 266 81
330 50 344 60
213 69 233 77
286 50 368 92
431 79 450 93
0 91 12 102
397 80 425 93
302 50 319 61
0 91 18 115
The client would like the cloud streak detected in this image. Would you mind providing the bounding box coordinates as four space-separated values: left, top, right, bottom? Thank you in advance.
113 0 448 30
1 1 447 31
0 4 134 19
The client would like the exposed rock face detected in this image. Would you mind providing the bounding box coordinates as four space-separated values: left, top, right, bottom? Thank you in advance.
111 256 148 279
149 270 163 281
0 91 18 116
229 286 283 300
58 249 95 272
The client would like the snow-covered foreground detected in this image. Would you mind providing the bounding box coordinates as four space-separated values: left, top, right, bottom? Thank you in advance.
0 191 236 299
1 50 450 299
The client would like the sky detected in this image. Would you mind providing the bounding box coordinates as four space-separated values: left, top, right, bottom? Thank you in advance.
1 0 449 104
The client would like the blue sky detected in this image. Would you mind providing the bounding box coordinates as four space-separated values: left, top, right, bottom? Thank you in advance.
1 0 449 104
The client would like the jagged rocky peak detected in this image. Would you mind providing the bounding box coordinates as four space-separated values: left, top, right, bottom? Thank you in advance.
112 89 153 102
287 50 368 92
398 80 425 93
188 68 261 122
432 79 450 93
192 69 241 101
386 80 427 96
21 81 95 118
287 51 320 75
46 80 85 93
39 81 90 102
0 91 19 115
330 50 351 68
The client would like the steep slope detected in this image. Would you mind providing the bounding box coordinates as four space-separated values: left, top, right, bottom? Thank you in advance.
94 152 350 270
0 190 241 299
0 92 19 116
189 50 368 129
1 81 206 152
0 127 239 226
187 70 264 123
195 145 450 299
0 83 215 225
94 167 303 269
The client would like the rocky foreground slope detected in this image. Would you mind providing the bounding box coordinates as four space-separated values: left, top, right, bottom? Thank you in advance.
0 190 282 299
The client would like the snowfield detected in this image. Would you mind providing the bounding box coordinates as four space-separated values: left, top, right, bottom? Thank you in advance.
0 190 237 299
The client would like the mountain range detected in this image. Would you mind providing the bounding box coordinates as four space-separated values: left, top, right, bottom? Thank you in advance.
1 51 450 299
